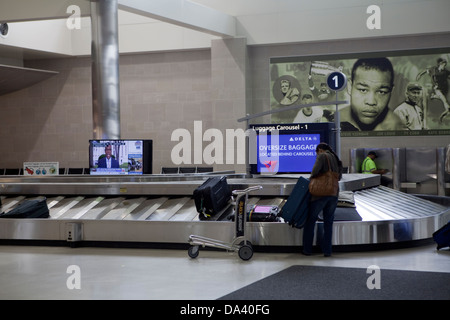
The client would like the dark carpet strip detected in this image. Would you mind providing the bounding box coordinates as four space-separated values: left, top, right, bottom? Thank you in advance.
218 265 450 300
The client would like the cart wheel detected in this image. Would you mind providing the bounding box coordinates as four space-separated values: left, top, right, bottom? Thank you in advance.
238 244 253 261
188 245 200 259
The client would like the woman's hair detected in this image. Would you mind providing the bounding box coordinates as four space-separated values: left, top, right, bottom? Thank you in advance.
316 142 342 167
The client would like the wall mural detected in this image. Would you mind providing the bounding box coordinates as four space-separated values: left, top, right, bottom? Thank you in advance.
270 48 450 137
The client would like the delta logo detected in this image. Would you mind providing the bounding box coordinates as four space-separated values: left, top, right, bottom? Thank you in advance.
263 160 278 172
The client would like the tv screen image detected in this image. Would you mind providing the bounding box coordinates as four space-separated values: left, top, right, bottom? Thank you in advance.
257 133 320 174
89 139 152 175
249 123 335 174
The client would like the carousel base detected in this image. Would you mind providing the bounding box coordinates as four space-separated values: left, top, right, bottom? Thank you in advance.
0 173 448 250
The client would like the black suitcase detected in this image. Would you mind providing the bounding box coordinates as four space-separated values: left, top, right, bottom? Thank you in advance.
0 198 49 219
194 176 231 220
433 221 450 250
280 176 311 228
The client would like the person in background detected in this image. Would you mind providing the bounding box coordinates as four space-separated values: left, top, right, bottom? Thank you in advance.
302 142 342 257
361 151 387 175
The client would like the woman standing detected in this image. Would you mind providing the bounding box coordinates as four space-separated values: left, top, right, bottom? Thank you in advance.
302 142 342 257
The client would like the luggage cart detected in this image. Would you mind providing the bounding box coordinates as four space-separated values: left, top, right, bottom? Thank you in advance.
188 185 263 261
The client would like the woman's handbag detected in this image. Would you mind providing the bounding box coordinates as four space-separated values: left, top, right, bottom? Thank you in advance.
309 154 339 197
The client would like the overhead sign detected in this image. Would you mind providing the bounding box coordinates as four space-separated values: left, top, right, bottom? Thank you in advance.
327 71 347 91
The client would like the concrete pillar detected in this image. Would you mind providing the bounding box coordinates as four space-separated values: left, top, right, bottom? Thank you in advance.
90 0 121 139
211 37 249 173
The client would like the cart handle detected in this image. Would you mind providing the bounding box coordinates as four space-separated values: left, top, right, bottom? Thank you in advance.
232 185 263 195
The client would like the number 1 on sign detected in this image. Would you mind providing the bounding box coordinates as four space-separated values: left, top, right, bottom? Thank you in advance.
332 75 339 88
327 72 346 91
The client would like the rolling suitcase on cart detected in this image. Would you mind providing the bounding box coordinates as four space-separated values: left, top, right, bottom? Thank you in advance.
280 176 310 228
193 176 231 220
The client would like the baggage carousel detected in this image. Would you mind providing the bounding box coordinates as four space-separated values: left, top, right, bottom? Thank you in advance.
0 173 449 250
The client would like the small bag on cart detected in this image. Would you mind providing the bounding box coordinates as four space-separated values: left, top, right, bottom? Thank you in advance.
228 205 280 222
0 198 49 219
280 176 311 228
433 221 450 250
193 176 231 220
248 205 280 222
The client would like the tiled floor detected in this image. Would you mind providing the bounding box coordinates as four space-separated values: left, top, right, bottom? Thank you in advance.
0 243 448 300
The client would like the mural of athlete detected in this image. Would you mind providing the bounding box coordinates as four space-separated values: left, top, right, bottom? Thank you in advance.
394 83 425 130
340 57 402 131
416 58 450 123
280 79 300 105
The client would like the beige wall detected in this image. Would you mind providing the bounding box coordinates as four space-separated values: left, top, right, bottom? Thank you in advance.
0 38 249 173
0 58 92 169
0 33 449 173
0 50 214 172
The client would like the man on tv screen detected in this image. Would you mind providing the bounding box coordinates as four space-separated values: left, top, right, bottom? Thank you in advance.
97 144 120 169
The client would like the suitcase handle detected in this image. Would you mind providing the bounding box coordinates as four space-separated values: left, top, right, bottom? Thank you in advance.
232 185 263 196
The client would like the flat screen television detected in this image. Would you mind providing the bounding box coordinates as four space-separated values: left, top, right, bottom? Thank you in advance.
249 123 335 174
89 139 153 175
